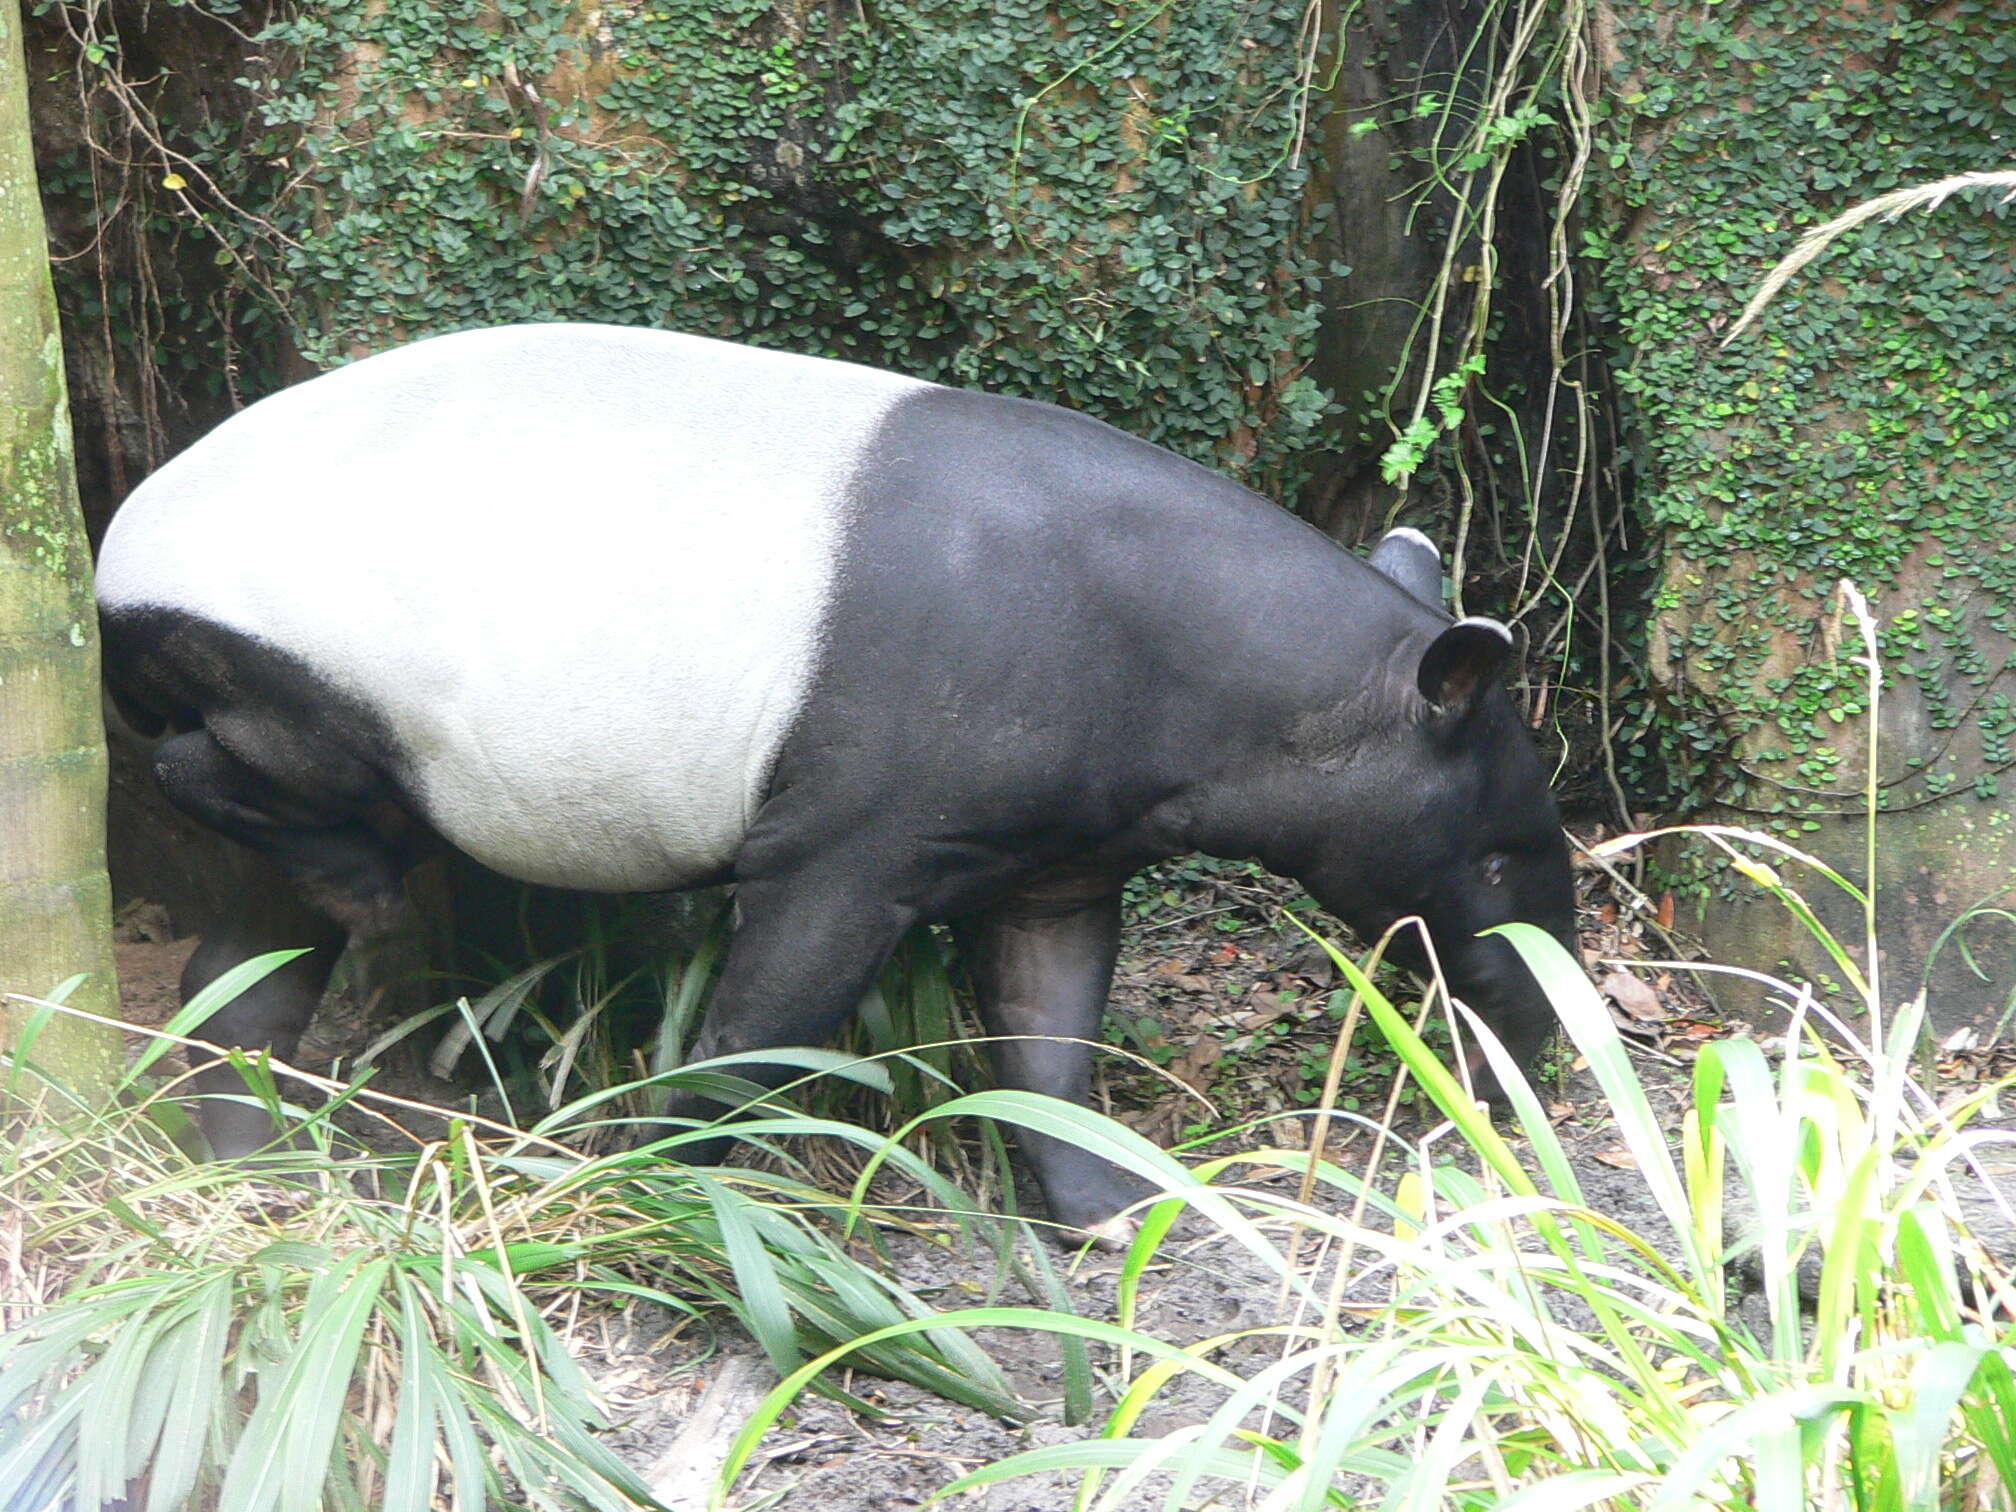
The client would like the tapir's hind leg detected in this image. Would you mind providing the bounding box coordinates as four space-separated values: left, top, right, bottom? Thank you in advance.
953 882 1147 1241
152 729 409 937
178 885 347 1156
151 728 408 1154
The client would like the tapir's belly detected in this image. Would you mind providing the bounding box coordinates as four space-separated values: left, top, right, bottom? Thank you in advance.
96 325 926 891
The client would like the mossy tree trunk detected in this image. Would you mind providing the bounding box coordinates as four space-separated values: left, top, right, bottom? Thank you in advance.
0 4 119 1094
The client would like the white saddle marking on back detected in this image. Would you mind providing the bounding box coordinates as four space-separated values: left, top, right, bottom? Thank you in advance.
98 324 929 890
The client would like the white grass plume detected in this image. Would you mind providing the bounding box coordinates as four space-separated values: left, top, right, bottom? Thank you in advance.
1724 169 2016 345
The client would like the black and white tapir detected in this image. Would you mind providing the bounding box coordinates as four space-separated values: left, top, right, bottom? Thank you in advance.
96 322 1577 1239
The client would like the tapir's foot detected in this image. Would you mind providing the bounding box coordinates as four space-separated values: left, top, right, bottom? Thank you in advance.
1073 1212 1141 1252
194 1071 301 1160
1460 1022 1557 1107
1460 1045 1539 1108
640 1082 746 1166
1034 1153 1157 1252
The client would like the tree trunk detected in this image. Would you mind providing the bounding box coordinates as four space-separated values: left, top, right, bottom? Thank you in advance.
0 3 118 1094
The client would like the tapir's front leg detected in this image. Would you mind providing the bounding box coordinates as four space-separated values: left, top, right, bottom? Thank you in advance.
664 860 919 1149
954 883 1147 1244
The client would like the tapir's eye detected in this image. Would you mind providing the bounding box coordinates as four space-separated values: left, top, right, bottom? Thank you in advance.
1482 853 1508 886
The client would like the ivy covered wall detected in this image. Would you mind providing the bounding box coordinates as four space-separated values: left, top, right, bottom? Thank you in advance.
1595 0 2016 1022
39 0 1334 509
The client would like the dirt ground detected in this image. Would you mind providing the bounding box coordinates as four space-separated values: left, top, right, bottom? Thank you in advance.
108 855 2016 1512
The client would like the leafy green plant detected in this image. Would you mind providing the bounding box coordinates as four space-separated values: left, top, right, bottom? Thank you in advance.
0 972 1024 1512
1596 5 2016 833
44 0 1333 499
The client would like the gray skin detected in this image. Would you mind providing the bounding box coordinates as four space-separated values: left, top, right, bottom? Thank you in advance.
100 370 1577 1240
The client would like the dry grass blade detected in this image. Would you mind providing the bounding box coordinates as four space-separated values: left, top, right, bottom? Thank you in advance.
1723 169 2016 344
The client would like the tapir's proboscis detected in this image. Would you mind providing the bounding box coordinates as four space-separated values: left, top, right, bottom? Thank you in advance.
96 323 1578 1243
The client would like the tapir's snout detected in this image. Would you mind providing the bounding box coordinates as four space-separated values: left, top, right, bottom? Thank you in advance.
1445 928 1570 1095
1295 822 1580 1095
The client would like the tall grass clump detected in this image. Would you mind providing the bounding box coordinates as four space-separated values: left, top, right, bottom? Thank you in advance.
0 975 1024 1512
718 916 2014 1509
721 582 2016 1510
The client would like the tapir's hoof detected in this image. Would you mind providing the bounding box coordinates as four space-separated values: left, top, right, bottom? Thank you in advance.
1039 1170 1154 1252
1074 1212 1141 1252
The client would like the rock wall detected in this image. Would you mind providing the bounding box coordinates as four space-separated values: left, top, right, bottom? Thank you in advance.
1596 0 2016 1034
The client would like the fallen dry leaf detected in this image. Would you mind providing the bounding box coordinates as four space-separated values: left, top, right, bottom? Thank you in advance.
1598 969 1666 1022
1592 1147 1639 1171
1238 993 1292 1030
1169 1037 1223 1090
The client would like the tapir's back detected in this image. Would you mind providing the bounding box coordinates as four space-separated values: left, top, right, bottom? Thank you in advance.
97 324 929 891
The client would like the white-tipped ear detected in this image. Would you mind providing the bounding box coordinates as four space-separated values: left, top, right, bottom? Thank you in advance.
1368 527 1444 608
1417 616 1513 714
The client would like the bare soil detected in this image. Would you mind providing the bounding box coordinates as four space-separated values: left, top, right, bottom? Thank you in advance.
110 856 2016 1512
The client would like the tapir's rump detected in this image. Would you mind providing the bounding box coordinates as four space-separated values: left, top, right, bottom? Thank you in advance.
96 324 928 891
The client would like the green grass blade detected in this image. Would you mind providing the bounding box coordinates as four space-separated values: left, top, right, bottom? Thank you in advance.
892 1090 1292 1282
1646 1385 1855 1510
1699 1036 1804 1358
76 1286 180 1509
1308 934 1537 1196
0 1379 89 1508
1957 1349 2016 1492
1493 924 1706 1280
464 1340 667 1510
383 1279 440 1512
688 1173 805 1378
1489 1470 1656 1509
215 1256 389 1512
0 1308 130 1420
3 997 62 1102
425 1343 489 1512
935 1437 1265 1489
1812 1144 1881 1378
1894 1208 1962 1340
713 1307 1243 1509
1012 1225 1095 1426
1894 1340 1987 1509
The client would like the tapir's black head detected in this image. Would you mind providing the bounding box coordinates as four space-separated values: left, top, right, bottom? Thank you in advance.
1276 529 1578 1091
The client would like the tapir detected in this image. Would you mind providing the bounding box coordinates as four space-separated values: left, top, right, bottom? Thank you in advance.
95 322 1577 1239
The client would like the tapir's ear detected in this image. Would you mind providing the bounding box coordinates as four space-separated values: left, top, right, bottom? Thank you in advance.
1417 617 1514 716
1367 526 1444 608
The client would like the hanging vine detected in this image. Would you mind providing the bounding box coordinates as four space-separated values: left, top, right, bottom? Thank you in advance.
1324 0 1634 824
